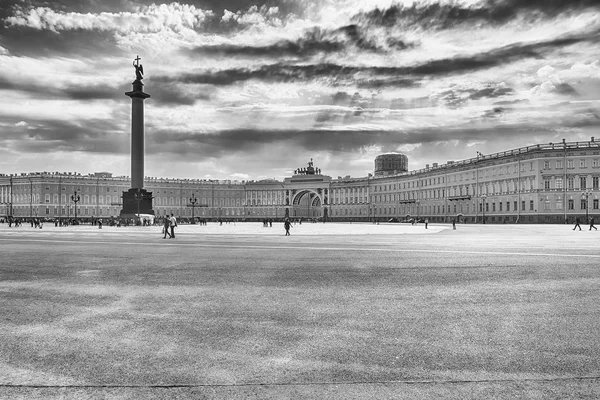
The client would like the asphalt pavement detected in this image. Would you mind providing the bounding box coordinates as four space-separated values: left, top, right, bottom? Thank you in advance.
1 222 599 399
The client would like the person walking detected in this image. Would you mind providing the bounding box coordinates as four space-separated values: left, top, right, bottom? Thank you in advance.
424 217 429 229
169 213 177 238
163 216 171 239
452 218 456 230
284 218 292 236
573 217 582 231
590 216 597 231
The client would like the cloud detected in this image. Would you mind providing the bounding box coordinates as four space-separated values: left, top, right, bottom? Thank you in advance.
0 27 123 57
221 5 280 26
0 73 207 106
0 117 127 154
5 3 214 33
431 83 515 108
162 30 598 89
355 0 600 30
146 107 600 157
184 23 415 59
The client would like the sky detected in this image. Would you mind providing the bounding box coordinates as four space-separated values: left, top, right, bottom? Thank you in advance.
1 0 599 181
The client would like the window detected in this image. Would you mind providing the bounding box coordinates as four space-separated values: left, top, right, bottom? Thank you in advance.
581 159 586 168
544 179 550 190
568 199 574 210
593 159 599 168
568 160 574 168
492 203 496 212
568 177 574 189
594 176 599 189
45 194 50 203
580 177 587 189
506 202 510 211
521 201 526 211
544 199 551 210
544 161 550 170
499 202 503 211
581 199 587 210
556 160 563 169
594 199 599 210
530 200 534 211
556 177 563 189
556 199 563 210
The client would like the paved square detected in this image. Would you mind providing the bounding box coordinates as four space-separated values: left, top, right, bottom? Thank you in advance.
1 222 599 399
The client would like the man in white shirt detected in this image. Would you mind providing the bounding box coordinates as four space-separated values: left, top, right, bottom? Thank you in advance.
169 213 177 238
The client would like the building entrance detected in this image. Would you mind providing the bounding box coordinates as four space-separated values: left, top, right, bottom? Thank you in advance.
292 189 322 219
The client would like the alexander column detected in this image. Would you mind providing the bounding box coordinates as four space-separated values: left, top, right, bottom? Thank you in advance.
120 56 154 218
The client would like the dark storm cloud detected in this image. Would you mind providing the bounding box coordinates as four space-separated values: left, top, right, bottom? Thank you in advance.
2 118 128 153
0 76 119 100
0 26 124 58
145 100 600 156
433 85 515 108
185 24 414 58
553 83 578 95
143 125 557 157
156 62 422 88
164 30 598 88
0 75 203 106
355 0 600 30
186 36 344 58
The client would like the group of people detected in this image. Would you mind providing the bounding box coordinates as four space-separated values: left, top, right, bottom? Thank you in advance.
262 219 274 227
573 217 597 231
162 214 178 238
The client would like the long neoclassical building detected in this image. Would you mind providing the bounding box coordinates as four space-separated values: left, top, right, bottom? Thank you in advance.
1 138 600 223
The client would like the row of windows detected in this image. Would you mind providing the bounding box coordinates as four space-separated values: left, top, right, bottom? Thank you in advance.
544 176 600 190
544 159 600 170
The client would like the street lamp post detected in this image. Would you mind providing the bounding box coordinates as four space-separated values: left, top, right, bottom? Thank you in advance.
189 193 198 223
481 194 487 224
71 190 81 223
582 189 592 223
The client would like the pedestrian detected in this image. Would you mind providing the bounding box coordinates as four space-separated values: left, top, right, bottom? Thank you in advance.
424 217 429 229
170 213 177 238
98 218 103 229
163 216 171 238
284 218 292 236
573 217 582 231
452 218 456 230
590 216 597 231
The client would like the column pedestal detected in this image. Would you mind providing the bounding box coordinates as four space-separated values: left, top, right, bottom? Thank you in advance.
121 188 154 218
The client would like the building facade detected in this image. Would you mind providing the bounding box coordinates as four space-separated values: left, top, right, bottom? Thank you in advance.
2 139 599 223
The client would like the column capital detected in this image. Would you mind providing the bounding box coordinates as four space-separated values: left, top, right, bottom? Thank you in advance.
125 80 151 99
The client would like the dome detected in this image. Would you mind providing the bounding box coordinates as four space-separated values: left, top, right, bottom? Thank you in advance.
374 153 408 176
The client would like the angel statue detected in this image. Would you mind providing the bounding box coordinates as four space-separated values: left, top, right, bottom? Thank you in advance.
133 55 144 81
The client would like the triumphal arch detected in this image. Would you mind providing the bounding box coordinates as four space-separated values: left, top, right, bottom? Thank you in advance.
283 159 331 220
